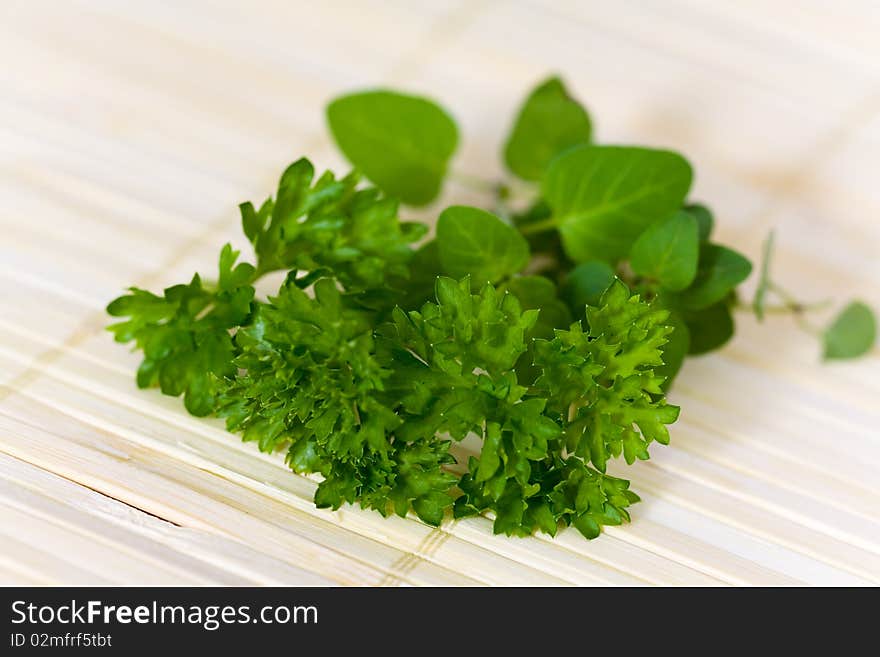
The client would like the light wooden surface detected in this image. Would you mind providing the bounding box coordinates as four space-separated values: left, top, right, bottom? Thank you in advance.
1 0 878 586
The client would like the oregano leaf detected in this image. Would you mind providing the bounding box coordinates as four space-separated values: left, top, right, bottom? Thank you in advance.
543 145 693 263
504 76 592 181
629 211 699 291
823 302 876 360
327 89 458 205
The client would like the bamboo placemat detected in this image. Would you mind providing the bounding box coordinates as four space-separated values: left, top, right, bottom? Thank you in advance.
1 0 878 586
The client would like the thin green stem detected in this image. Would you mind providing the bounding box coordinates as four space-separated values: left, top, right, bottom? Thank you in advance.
734 293 831 317
735 283 828 337
747 303 821 315
768 283 832 313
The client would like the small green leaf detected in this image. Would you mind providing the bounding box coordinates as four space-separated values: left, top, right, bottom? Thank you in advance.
504 76 592 181
823 302 877 360
436 206 530 284
683 302 734 355
562 261 616 310
678 244 752 310
629 211 699 291
753 230 775 321
684 203 713 242
326 89 458 205
543 145 693 263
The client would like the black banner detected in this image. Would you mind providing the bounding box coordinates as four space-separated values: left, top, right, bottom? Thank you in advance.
0 586 865 652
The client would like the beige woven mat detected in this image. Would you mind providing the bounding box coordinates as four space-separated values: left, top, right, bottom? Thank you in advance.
1 0 878 585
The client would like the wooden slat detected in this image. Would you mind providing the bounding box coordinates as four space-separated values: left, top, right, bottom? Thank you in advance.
0 454 335 585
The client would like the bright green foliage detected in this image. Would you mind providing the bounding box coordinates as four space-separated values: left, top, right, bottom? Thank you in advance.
435 279 675 537
685 203 714 242
107 244 256 416
677 244 752 310
503 76 592 180
108 181 678 538
327 90 458 205
239 158 426 294
436 206 530 284
823 302 877 360
682 302 734 355
629 211 699 291
109 75 873 543
532 281 679 471
562 261 616 310
543 145 693 263
217 277 456 524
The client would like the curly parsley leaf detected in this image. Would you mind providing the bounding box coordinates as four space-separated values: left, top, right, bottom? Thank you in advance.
452 279 675 536
107 244 256 416
240 158 426 294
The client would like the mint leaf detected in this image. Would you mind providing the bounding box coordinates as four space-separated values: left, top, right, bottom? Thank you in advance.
823 302 876 360
327 89 458 205
629 211 699 291
543 145 693 263
685 203 714 242
503 76 592 181
562 261 616 310
436 206 530 284
677 244 752 310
